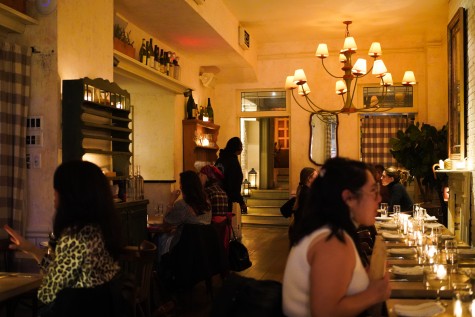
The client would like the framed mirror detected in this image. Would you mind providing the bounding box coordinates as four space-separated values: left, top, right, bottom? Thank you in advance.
309 112 338 165
447 7 466 160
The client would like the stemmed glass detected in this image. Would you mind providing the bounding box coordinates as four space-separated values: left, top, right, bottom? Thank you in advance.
424 264 449 305
380 203 388 217
445 240 458 271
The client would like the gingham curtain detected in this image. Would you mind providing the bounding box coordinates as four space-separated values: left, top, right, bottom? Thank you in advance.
0 42 31 234
360 114 414 167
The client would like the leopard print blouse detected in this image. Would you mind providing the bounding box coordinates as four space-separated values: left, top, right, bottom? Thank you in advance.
38 225 120 304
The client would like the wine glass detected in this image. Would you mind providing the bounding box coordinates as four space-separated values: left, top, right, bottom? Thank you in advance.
424 264 449 305
445 240 458 271
380 203 388 217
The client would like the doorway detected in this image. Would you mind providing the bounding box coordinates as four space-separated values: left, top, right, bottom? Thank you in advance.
240 117 289 190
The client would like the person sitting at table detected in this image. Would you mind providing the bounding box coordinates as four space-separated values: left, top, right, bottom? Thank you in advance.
381 166 413 213
282 157 391 317
199 165 229 222
158 170 211 259
3 160 125 316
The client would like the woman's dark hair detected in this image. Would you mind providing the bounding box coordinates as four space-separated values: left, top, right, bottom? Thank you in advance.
52 160 122 259
293 167 316 211
180 170 210 215
385 166 401 182
224 137 242 153
291 157 370 264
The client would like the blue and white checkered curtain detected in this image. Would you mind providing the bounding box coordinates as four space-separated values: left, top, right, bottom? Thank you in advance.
0 41 31 235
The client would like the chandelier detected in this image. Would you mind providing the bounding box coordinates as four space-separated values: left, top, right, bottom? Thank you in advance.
285 21 416 116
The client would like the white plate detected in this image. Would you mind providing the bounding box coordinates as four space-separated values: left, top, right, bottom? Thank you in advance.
382 232 405 240
375 216 392 221
391 265 423 276
388 248 417 255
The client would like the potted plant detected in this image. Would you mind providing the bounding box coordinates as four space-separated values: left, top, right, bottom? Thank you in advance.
113 24 135 59
389 122 447 203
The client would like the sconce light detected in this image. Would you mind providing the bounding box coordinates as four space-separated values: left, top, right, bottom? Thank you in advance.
248 168 257 189
243 179 251 197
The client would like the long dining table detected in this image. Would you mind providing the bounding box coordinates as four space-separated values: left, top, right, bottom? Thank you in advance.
373 214 475 316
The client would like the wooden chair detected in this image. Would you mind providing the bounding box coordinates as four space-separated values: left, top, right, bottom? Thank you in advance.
121 240 157 317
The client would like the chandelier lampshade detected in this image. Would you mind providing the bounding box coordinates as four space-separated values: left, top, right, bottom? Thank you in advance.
285 21 416 115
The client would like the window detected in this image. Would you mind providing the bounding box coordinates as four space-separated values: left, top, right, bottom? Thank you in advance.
360 114 415 166
241 91 286 112
363 85 413 108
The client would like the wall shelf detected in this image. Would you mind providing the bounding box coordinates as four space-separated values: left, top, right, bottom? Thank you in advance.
0 3 37 33
113 50 191 94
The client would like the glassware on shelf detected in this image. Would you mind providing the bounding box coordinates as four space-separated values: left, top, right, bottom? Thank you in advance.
126 164 136 202
135 165 144 200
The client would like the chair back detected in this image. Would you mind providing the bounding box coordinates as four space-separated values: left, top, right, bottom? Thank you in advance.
160 223 226 292
121 240 157 317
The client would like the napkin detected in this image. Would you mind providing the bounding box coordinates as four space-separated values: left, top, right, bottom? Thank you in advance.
424 215 438 221
380 223 398 229
393 302 445 317
382 232 405 240
424 223 443 229
388 248 416 255
392 265 423 276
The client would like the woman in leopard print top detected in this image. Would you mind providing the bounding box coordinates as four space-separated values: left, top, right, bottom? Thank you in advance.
4 160 123 305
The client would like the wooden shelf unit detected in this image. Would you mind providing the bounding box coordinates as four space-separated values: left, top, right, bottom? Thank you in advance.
182 119 220 171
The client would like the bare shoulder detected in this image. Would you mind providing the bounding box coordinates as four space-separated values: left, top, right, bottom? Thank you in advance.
307 231 354 263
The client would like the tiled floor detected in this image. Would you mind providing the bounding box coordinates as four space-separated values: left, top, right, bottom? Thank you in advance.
1 225 290 317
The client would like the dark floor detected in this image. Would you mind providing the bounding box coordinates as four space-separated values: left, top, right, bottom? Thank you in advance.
1 225 289 317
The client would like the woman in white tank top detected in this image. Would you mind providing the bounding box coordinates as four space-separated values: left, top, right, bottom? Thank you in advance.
283 157 391 317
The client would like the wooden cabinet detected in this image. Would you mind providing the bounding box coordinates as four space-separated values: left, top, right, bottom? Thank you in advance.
182 119 220 171
117 200 149 246
62 77 132 178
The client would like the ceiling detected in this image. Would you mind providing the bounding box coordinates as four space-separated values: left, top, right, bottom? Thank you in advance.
115 0 448 84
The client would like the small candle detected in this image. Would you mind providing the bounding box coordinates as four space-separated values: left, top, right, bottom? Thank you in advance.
454 299 462 317
436 265 447 279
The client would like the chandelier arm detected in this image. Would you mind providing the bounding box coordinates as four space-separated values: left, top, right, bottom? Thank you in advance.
321 59 342 79
291 90 314 113
304 94 326 113
305 93 340 113
349 76 359 108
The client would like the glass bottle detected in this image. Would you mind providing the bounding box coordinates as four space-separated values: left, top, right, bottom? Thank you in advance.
154 45 159 70
148 38 154 67
198 106 204 120
173 56 180 80
126 164 136 202
139 39 146 64
206 98 214 123
186 92 195 119
135 165 144 200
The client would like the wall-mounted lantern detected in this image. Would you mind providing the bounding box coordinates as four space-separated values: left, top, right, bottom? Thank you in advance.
248 168 257 189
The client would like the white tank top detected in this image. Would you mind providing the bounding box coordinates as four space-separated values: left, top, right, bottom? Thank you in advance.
282 227 370 317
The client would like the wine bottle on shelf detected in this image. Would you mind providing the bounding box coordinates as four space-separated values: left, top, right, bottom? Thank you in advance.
173 57 180 80
206 98 214 123
198 106 204 120
159 49 165 73
145 40 150 66
165 51 171 76
169 52 175 78
192 101 198 119
148 38 154 67
154 45 159 70
139 39 146 64
186 92 195 119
